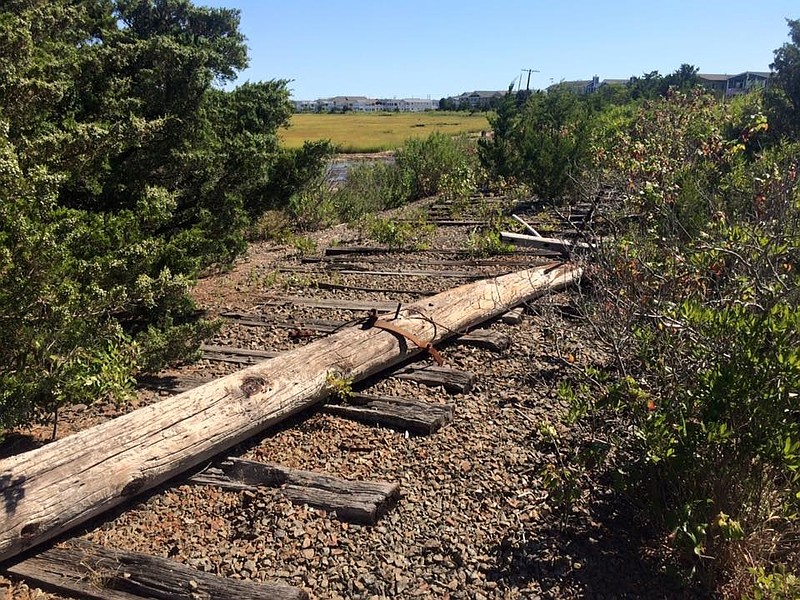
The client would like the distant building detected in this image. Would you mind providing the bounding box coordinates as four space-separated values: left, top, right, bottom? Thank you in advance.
698 71 771 97
293 96 436 113
548 72 771 97
454 90 505 109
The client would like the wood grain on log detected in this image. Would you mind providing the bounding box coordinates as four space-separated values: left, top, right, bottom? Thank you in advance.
0 263 581 562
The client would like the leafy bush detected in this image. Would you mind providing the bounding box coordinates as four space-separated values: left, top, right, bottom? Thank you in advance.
0 1 328 436
479 86 596 202
358 213 436 251
560 87 800 592
395 132 478 201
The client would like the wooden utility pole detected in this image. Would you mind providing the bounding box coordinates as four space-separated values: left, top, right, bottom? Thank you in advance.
522 68 540 91
0 263 581 563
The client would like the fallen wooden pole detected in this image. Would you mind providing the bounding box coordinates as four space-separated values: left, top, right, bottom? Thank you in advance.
0 262 581 562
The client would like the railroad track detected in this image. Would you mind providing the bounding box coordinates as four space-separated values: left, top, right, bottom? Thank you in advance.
0 196 592 599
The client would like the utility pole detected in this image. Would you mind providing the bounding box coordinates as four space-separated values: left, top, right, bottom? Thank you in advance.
521 68 540 91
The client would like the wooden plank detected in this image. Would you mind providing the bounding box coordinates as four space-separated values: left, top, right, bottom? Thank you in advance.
323 245 397 256
500 231 591 256
322 393 454 434
393 366 476 394
219 312 344 332
191 459 399 525
501 307 525 325
457 329 511 352
307 255 543 268
313 282 439 296
322 245 546 257
200 345 282 365
0 262 581 562
278 266 503 279
259 296 397 312
5 538 306 600
136 374 212 394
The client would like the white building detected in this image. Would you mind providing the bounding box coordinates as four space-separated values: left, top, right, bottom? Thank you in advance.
294 96 435 112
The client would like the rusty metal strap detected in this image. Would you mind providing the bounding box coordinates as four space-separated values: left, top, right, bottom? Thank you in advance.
364 310 444 366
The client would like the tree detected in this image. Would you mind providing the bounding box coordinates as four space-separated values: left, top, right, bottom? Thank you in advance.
479 85 594 201
766 18 800 140
0 0 330 435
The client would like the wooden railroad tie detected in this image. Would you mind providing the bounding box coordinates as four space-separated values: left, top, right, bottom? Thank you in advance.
189 458 399 526
5 538 306 600
322 393 454 435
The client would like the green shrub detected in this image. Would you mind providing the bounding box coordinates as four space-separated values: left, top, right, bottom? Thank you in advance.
562 90 800 591
358 213 436 251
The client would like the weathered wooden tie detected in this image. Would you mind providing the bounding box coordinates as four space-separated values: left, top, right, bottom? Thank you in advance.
190 459 399 525
501 307 525 325
5 538 306 600
457 329 511 352
322 393 454 435
393 365 476 394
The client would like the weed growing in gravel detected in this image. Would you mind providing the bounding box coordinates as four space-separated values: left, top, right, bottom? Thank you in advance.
325 372 353 401
358 213 436 251
464 230 515 257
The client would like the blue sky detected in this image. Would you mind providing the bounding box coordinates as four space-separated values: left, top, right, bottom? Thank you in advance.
201 0 798 100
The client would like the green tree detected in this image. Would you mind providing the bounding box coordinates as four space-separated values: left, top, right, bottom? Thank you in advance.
480 85 594 201
0 0 329 435
766 18 800 140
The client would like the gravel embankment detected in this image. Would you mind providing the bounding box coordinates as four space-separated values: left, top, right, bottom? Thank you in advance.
3 199 689 599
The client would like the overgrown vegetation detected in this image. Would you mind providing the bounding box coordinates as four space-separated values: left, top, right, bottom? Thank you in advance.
274 132 479 234
479 20 800 597
0 0 330 435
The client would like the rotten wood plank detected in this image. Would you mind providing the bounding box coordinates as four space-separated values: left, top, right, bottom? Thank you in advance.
313 282 439 296
500 231 591 256
393 366 476 394
219 312 345 332
0 263 581 562
259 296 397 312
307 255 545 268
136 374 212 394
5 538 306 600
191 458 399 525
278 266 503 279
322 393 453 434
501 307 525 325
322 246 546 257
200 345 282 365
457 329 511 352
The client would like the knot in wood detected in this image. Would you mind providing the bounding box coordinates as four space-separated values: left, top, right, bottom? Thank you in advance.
241 376 269 397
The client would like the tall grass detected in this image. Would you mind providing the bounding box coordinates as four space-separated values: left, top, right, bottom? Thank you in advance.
280 111 489 152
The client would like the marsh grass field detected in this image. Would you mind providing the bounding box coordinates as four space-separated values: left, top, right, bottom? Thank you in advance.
280 111 490 152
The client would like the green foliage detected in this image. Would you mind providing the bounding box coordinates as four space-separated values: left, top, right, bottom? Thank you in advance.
0 0 327 434
463 229 515 258
766 19 800 140
359 213 435 251
326 371 353 402
479 86 595 201
395 132 477 201
747 565 800 600
564 80 800 592
286 132 477 232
